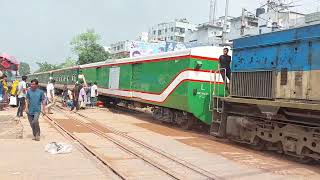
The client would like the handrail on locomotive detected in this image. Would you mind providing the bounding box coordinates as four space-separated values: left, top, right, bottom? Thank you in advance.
209 68 227 113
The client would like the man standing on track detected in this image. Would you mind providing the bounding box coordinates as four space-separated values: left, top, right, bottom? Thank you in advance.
25 79 46 141
46 79 55 114
17 75 27 117
90 82 98 107
71 82 81 111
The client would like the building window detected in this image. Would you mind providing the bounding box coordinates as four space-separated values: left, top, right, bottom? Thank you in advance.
176 36 184 42
158 30 162 35
153 30 156 35
165 28 168 33
175 27 185 33
170 36 174 40
248 21 258 27
171 27 174 32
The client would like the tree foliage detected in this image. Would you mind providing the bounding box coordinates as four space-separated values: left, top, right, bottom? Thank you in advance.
19 62 31 76
35 57 77 73
35 62 60 73
60 57 77 68
71 29 110 65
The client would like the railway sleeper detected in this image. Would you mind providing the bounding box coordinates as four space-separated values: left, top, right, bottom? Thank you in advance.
224 116 320 162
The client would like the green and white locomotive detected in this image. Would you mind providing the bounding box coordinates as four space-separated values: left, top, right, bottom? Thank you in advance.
29 46 227 129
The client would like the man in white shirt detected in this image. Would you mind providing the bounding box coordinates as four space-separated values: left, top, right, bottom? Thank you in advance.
90 82 98 107
46 79 55 114
16 75 27 117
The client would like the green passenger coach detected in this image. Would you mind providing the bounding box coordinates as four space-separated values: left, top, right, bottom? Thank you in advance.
31 46 228 129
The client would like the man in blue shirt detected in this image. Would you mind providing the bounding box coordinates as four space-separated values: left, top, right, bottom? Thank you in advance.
25 79 46 141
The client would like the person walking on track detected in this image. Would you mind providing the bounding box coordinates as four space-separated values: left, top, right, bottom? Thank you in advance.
71 82 81 111
46 79 55 114
17 76 27 117
25 79 46 141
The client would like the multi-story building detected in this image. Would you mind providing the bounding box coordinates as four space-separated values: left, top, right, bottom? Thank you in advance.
110 40 130 57
184 16 233 46
256 1 305 34
148 18 197 43
184 23 223 46
228 13 259 40
109 32 150 58
301 12 320 26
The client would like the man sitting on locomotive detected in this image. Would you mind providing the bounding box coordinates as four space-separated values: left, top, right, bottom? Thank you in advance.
218 48 231 92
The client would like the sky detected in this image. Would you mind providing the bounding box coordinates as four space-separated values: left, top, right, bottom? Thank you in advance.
0 0 318 71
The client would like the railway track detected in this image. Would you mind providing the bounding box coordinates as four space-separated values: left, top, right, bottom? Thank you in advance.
46 105 220 180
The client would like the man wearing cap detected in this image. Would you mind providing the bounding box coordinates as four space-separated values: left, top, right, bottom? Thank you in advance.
46 79 55 114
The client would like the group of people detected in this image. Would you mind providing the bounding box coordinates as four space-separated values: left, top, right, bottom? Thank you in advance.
61 81 98 111
4 76 45 141
0 74 99 142
0 74 29 112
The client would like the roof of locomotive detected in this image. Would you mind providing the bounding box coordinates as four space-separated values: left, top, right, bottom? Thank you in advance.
233 23 320 50
29 46 227 75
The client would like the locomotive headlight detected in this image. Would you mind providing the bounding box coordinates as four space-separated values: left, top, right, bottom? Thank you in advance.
195 61 202 70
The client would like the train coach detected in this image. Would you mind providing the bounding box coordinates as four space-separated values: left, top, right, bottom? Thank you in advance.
29 46 228 129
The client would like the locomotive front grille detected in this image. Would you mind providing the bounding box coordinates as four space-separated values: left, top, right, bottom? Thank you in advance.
231 71 275 99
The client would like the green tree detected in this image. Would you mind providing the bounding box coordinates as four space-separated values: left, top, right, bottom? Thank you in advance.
18 62 31 76
35 62 60 73
35 57 77 73
60 57 77 68
71 29 110 65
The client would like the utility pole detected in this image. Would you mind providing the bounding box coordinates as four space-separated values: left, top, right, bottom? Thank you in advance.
240 8 245 36
209 0 213 25
222 0 229 45
209 0 217 25
213 0 217 24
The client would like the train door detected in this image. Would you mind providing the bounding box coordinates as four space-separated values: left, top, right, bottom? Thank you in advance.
108 67 120 89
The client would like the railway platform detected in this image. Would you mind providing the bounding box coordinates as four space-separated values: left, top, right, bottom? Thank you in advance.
0 108 118 180
0 106 320 180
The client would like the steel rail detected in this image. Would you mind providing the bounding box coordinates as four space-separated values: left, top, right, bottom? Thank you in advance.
54 105 220 180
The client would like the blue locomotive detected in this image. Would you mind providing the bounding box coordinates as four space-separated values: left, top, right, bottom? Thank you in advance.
211 24 320 162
